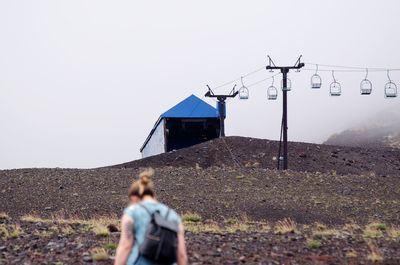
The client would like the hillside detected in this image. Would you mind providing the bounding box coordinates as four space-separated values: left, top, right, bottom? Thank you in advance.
110 136 400 176
324 111 400 149
2 137 400 264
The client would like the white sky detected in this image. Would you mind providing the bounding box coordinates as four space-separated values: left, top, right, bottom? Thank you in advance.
1 0 400 169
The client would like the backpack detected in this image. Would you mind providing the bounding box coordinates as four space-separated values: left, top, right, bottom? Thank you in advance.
135 204 179 265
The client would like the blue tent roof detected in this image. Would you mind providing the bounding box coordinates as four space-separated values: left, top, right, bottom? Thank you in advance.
161 94 218 118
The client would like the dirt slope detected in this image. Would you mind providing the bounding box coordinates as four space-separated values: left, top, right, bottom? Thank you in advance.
110 136 400 176
1 167 399 225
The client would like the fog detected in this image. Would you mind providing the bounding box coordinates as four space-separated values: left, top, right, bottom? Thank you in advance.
1 0 400 169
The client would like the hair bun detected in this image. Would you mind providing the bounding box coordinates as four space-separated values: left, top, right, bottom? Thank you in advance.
139 168 154 185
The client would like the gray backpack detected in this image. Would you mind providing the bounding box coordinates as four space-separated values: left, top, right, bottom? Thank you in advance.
135 204 179 265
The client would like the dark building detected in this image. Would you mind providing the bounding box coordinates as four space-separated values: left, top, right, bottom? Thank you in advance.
140 94 221 157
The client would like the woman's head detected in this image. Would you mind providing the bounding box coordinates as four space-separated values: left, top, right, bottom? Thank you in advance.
128 168 155 202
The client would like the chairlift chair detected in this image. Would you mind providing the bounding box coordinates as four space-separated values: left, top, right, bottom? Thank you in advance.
360 69 372 95
384 82 397 98
267 85 278 100
311 65 322 89
311 74 322 89
238 76 249 100
281 78 292 91
384 70 397 98
329 71 341 96
238 86 249 100
360 79 372 95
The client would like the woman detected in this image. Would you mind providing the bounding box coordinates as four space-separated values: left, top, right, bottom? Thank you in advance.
115 168 187 265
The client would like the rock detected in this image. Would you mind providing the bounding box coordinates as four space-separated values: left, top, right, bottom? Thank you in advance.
83 256 93 262
107 224 119 233
76 244 84 249
73 193 79 197
299 152 307 158
0 246 7 251
44 207 52 210
46 242 57 249
343 189 351 195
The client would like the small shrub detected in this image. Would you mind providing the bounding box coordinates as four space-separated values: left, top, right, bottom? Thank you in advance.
253 162 260 167
202 223 222 234
33 230 52 238
343 221 361 233
367 242 383 262
363 226 383 239
181 213 201 223
9 224 24 238
387 225 400 239
224 219 238 224
346 249 358 258
368 222 386 231
0 224 9 239
93 222 110 237
274 218 298 234
0 213 9 220
61 225 75 235
20 214 52 224
104 243 117 250
92 247 108 261
312 229 339 237
307 240 321 248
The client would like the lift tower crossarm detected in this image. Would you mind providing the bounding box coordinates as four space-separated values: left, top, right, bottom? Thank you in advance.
266 55 304 170
205 84 238 137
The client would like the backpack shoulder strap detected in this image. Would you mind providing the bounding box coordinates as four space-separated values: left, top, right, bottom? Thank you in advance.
138 203 152 216
165 208 171 220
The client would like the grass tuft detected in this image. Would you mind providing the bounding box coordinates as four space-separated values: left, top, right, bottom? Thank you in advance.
306 240 321 248
224 218 238 224
92 247 108 261
274 218 298 234
104 243 117 250
93 222 110 237
367 242 383 262
0 213 10 220
387 225 400 239
181 213 201 223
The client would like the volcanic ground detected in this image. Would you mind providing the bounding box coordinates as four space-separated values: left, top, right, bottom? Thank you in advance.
1 136 400 264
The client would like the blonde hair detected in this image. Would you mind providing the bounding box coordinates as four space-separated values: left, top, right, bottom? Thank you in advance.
128 168 155 198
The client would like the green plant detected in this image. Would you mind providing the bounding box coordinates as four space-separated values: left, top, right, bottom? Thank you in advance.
104 243 117 250
181 213 201 223
224 218 238 224
368 222 386 231
307 240 321 248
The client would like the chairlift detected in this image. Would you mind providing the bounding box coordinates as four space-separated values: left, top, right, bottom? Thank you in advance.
385 70 397 98
311 64 322 89
360 68 372 95
329 71 341 96
281 77 291 91
267 76 278 100
238 76 249 100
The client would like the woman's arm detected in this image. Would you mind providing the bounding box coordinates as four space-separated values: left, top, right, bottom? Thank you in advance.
114 214 135 265
177 223 188 265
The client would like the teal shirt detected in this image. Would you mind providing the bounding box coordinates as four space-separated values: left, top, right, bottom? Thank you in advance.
123 201 182 265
